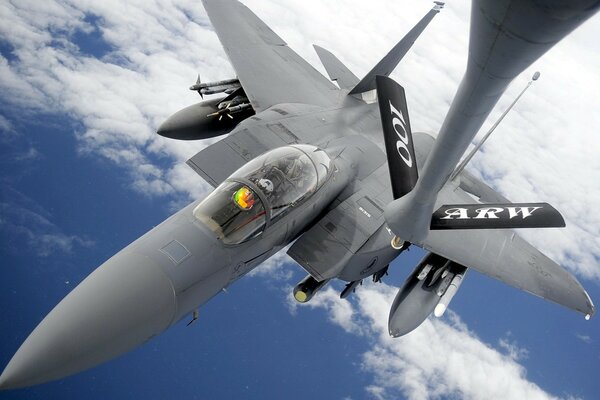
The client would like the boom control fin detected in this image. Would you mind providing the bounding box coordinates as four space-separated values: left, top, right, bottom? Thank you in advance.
376 75 418 200
431 202 565 230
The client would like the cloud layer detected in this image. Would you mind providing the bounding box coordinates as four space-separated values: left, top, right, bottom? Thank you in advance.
296 284 557 400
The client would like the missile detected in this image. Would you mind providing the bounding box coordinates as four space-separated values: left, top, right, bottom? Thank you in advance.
340 280 361 299
293 275 329 303
190 74 203 93
434 269 466 317
372 265 389 283
435 270 454 296
217 96 246 110
207 102 252 119
190 76 241 97
416 262 433 281
199 86 240 96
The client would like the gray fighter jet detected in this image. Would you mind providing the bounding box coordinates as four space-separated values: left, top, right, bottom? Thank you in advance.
1 0 597 390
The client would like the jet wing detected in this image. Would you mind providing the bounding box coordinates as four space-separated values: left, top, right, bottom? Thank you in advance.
202 0 340 112
421 184 595 317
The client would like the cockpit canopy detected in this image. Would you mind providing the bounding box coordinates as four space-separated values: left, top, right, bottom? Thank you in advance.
193 145 332 245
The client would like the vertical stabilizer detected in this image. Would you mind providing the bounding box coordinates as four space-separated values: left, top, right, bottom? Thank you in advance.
313 45 360 90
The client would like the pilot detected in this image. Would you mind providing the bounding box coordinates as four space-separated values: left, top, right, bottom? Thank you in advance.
257 178 274 195
285 156 303 179
284 156 310 191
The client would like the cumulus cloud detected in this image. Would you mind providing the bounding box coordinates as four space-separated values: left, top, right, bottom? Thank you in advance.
248 246 295 282
498 334 529 362
289 284 557 400
292 285 366 336
1 0 215 202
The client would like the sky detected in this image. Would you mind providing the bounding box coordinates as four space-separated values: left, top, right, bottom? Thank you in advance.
0 0 599 399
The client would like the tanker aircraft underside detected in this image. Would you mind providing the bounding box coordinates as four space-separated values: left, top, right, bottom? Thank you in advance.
1 0 597 390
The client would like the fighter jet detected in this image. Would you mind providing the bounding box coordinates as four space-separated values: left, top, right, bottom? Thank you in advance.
1 0 597 390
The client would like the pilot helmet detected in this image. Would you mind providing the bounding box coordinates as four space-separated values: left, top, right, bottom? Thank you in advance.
257 178 274 194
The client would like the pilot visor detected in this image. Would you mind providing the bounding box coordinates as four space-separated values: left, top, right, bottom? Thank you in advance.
233 186 255 210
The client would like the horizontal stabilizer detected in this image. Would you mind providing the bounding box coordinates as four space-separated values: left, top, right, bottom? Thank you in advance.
431 202 565 230
376 75 418 200
349 2 443 95
313 45 360 90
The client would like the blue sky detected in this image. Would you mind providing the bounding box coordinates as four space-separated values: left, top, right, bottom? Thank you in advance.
1 1 599 399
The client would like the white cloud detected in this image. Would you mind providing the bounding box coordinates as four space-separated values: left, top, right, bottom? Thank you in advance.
294 286 366 336
12 146 40 161
1 0 213 201
299 284 557 400
498 334 529 362
248 246 295 282
0 114 14 133
575 334 592 344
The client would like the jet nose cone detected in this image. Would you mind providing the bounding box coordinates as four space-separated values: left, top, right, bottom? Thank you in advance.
0 251 176 390
0 372 9 390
